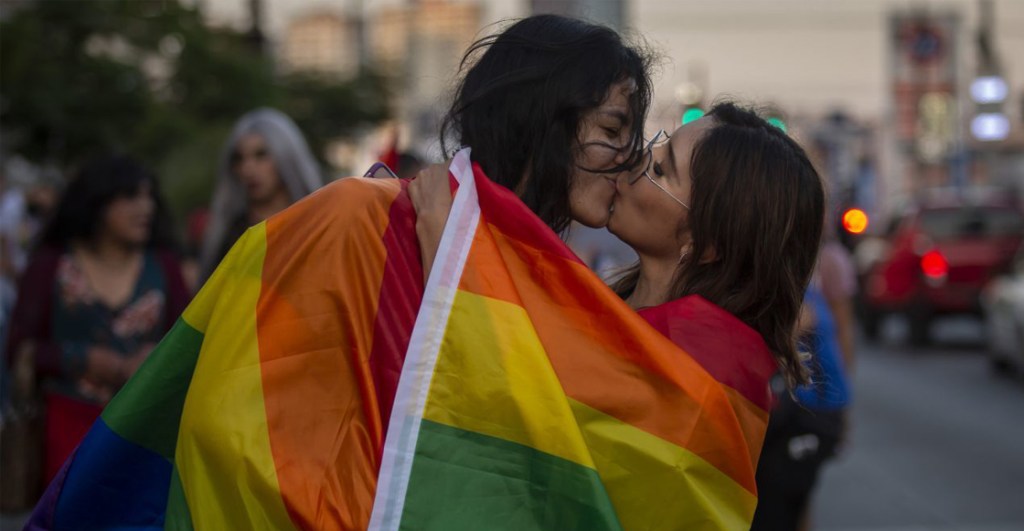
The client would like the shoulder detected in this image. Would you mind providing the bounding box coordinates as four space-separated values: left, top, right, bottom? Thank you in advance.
641 295 776 408
24 245 64 274
151 248 184 271
641 295 775 369
14 245 64 300
308 176 402 205
269 177 405 232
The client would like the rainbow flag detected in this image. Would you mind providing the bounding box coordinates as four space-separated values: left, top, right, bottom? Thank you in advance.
29 150 775 530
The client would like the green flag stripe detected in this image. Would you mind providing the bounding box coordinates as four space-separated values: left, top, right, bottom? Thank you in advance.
101 318 204 459
164 464 194 531
400 420 623 531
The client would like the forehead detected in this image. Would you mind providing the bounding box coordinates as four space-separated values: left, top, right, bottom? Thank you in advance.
668 117 714 163
594 79 636 120
236 133 267 149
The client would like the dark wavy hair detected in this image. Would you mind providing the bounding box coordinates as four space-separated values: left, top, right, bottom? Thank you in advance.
440 14 655 233
614 102 825 386
41 154 177 251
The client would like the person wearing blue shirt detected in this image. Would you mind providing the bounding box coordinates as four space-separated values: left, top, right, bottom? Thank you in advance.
752 285 853 531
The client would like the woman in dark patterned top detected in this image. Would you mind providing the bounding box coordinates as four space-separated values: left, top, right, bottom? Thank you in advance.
5 155 188 482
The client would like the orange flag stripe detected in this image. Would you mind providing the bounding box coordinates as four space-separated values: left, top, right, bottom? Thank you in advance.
459 222 762 494
260 179 402 529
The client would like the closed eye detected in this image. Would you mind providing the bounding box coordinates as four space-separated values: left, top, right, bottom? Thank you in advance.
652 160 665 177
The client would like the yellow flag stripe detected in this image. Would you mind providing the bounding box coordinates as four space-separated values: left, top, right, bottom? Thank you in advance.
571 399 757 530
176 224 297 530
423 290 596 469
422 289 755 529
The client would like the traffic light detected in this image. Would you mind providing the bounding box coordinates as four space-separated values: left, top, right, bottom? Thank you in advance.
767 117 787 133
681 107 705 125
970 75 1009 141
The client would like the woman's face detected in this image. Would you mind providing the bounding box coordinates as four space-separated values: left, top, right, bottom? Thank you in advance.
232 133 284 204
103 181 155 246
568 79 636 228
608 117 713 259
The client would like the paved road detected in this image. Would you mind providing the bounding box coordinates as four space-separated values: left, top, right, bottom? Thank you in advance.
814 317 1024 531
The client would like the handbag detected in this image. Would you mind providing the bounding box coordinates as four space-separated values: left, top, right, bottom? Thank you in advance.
0 342 45 512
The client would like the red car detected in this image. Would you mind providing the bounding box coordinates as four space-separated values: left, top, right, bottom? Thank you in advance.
859 190 1023 345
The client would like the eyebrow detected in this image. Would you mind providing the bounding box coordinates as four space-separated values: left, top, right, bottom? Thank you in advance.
598 110 630 127
666 136 678 176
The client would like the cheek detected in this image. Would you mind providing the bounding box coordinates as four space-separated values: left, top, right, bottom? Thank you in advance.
104 205 134 233
616 190 687 249
567 178 616 228
570 178 615 215
259 161 281 185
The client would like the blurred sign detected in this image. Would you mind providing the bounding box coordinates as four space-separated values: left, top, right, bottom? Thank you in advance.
889 12 961 181
916 92 955 162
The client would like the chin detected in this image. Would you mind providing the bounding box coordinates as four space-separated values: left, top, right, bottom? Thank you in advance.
577 214 609 229
606 217 623 239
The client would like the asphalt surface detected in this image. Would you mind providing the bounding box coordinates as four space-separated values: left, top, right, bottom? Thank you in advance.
814 316 1024 531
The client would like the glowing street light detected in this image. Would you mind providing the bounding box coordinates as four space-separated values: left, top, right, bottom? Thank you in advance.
970 75 1008 104
971 112 1010 141
841 208 869 234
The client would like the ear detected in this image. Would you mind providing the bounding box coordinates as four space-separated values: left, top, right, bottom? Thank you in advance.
678 243 693 264
682 242 718 265
699 246 719 264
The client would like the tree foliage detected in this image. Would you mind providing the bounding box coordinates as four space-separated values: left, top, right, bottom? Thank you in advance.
0 0 391 214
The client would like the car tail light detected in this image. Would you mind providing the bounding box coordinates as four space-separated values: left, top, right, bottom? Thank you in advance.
921 250 949 280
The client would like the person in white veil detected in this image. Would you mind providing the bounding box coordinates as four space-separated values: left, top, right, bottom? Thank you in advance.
198 108 323 283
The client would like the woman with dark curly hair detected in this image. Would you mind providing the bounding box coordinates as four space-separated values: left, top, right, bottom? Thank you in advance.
5 154 188 482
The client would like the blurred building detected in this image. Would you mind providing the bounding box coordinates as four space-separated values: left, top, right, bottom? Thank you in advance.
281 11 357 77
370 0 482 78
886 10 963 196
208 0 1024 215
370 0 485 158
531 0 625 29
631 0 1024 228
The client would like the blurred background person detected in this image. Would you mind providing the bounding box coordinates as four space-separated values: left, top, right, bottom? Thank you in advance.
819 225 858 376
4 154 188 483
752 277 854 531
376 126 425 179
195 108 323 285
0 166 27 348
0 158 59 348
394 151 424 180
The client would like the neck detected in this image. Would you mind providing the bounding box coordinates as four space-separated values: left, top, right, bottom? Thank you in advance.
79 234 139 265
248 189 291 223
625 254 680 309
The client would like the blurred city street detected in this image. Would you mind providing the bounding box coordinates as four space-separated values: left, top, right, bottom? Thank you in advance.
2 0 1023 528
816 318 1024 531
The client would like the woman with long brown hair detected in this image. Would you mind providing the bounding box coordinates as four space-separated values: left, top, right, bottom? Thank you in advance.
607 102 825 387
415 101 825 388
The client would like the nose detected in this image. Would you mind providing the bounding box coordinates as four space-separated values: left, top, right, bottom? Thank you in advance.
237 158 257 178
614 169 633 191
615 146 628 164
